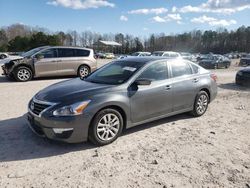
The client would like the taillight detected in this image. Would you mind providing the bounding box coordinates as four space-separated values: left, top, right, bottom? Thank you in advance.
210 73 217 82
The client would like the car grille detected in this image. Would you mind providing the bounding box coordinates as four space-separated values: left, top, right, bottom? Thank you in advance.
30 100 51 116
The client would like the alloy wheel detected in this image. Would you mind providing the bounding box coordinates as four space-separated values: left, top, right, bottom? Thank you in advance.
17 69 31 81
96 113 120 141
79 66 89 78
196 94 208 115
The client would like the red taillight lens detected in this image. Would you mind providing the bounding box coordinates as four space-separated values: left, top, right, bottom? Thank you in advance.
210 73 217 82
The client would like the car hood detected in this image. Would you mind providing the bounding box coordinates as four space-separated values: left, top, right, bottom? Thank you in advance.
0 55 23 64
34 78 114 103
240 67 250 73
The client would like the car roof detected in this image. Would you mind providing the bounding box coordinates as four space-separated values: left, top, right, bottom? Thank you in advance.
42 46 93 51
115 56 179 64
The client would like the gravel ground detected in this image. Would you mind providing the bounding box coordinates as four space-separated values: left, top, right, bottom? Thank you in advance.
0 59 249 188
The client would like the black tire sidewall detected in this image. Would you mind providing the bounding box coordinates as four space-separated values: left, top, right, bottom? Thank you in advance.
14 66 33 82
89 108 123 146
192 91 209 117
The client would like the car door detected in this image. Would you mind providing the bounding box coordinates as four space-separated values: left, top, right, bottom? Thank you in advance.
169 60 198 112
34 48 59 77
56 48 77 76
129 61 173 123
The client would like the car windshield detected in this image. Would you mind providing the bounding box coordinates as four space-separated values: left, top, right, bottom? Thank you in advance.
85 61 145 85
21 47 47 58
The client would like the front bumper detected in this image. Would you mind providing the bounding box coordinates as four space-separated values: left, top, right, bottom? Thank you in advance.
27 110 93 143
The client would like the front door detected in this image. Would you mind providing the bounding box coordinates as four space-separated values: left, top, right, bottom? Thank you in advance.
34 48 58 77
129 61 173 123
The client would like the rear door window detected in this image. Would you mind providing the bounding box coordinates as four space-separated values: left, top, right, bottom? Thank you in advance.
58 48 75 57
170 61 192 78
75 49 90 57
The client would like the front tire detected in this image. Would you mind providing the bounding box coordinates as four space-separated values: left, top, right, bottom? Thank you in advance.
89 108 123 146
14 66 33 82
191 91 209 117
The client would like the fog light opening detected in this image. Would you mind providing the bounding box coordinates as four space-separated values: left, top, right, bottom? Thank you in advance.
53 128 73 134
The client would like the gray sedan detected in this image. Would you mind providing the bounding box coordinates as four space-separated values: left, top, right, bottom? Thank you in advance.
27 57 217 145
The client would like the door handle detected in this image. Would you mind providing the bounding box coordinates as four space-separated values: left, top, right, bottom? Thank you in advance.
57 60 62 62
193 78 199 83
165 85 172 90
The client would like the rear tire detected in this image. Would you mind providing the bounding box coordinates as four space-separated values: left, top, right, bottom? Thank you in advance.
14 66 33 82
191 91 209 117
89 108 123 146
77 65 90 78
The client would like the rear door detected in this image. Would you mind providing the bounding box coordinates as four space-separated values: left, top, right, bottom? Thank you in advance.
57 48 90 76
169 60 199 112
129 61 173 123
34 48 58 77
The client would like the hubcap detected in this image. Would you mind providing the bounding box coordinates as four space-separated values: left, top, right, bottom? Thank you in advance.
17 69 30 81
79 66 89 78
196 94 208 115
97 113 120 141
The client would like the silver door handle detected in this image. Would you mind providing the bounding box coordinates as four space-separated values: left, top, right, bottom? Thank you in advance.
193 78 199 83
165 85 172 90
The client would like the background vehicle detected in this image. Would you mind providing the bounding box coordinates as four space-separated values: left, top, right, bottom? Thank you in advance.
239 54 250 66
131 52 151 57
1 46 97 81
27 57 217 145
118 52 151 59
95 52 106 59
151 51 181 58
199 54 231 69
0 53 8 59
236 67 250 86
105 53 115 59
180 52 196 62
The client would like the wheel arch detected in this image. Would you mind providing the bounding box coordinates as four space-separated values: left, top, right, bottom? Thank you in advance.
199 88 210 103
89 104 128 131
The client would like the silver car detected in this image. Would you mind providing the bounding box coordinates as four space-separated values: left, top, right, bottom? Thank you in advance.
1 46 97 81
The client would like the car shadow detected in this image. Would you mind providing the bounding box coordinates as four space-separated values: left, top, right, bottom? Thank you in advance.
0 113 192 162
218 83 250 91
0 75 75 83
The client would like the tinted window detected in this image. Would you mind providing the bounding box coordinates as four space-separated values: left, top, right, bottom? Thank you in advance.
39 49 57 58
75 49 90 57
58 48 74 57
170 61 192 77
137 62 168 81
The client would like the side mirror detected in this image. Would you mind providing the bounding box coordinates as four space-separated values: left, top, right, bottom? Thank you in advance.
35 54 44 60
134 78 151 86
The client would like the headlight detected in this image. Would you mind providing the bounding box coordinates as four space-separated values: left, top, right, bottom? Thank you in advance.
237 71 243 76
53 100 91 116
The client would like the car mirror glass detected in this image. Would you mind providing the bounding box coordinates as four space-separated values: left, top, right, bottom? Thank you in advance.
134 79 151 86
36 54 44 60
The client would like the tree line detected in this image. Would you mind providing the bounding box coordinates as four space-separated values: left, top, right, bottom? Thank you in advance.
0 23 250 54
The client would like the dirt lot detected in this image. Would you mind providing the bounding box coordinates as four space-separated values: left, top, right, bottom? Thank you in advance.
0 59 249 188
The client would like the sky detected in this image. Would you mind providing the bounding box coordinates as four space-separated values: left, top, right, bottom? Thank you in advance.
0 0 250 36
